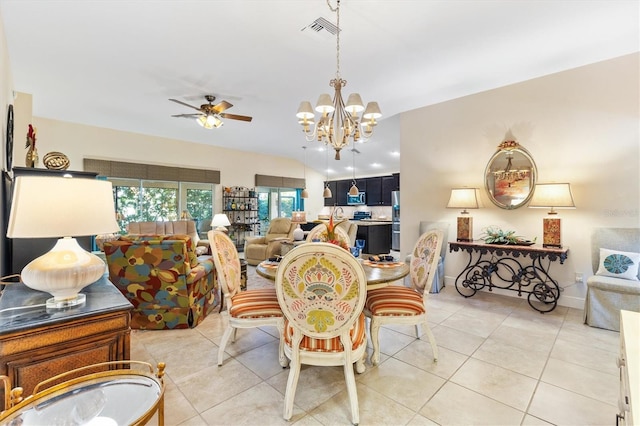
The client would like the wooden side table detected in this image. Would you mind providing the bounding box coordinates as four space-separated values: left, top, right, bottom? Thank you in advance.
0 276 132 410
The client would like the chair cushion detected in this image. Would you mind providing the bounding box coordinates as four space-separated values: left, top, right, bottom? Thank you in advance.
283 313 366 353
596 248 640 281
365 286 425 316
229 288 283 319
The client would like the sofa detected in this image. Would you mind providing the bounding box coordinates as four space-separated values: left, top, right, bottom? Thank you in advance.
583 227 640 331
104 234 219 329
127 220 210 255
244 218 296 265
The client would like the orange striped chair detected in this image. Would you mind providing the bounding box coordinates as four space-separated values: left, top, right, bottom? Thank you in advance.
275 242 367 424
208 230 286 367
364 229 444 365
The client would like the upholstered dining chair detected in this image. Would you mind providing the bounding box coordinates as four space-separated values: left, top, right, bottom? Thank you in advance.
275 242 368 424
305 223 351 247
364 229 444 365
208 230 287 367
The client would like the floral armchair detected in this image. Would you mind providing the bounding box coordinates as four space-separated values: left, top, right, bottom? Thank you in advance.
104 234 219 329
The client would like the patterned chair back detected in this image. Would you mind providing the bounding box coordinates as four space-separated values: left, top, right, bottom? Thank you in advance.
209 230 242 298
276 242 367 341
409 230 444 295
305 223 351 248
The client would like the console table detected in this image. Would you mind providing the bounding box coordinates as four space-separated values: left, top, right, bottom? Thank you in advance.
449 241 569 313
0 276 132 409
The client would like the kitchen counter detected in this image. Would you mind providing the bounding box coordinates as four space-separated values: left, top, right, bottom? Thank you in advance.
355 222 392 254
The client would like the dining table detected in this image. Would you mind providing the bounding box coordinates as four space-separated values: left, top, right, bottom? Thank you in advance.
256 257 409 290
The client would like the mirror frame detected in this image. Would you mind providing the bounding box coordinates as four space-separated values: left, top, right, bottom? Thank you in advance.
484 141 538 210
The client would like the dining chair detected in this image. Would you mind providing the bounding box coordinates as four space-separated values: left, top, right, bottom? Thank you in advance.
364 229 444 365
275 242 368 424
208 230 287 367
305 223 351 247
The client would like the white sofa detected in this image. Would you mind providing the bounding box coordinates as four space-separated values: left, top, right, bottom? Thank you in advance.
127 220 210 255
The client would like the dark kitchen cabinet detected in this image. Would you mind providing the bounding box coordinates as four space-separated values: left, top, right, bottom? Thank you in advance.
381 176 396 206
336 180 350 206
356 224 392 255
365 177 382 206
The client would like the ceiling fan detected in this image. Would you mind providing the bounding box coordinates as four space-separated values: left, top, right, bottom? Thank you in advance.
169 95 253 129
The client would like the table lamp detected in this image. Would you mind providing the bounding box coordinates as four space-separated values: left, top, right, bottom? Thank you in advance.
291 211 307 241
6 175 120 309
528 182 575 248
447 188 481 242
211 213 231 232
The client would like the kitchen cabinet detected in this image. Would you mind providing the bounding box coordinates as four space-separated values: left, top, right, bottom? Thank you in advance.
356 222 392 255
336 180 350 206
365 177 382 205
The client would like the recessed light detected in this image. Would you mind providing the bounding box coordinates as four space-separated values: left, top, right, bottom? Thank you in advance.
371 163 381 168
390 151 400 157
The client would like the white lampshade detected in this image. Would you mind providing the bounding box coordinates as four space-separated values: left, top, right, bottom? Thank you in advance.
291 211 307 224
7 176 120 308
362 102 382 120
528 183 576 213
345 93 365 114
211 213 231 231
446 188 481 214
323 185 332 198
315 94 335 113
296 101 315 120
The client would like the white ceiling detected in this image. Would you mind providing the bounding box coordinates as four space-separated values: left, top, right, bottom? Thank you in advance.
1 0 638 179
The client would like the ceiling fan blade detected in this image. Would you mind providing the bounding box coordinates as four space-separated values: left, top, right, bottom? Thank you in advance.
171 113 202 118
169 98 203 112
220 113 253 122
213 100 233 114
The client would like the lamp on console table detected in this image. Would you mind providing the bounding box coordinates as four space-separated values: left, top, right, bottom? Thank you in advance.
528 182 575 248
291 211 307 241
447 188 481 242
6 175 120 309
211 213 231 233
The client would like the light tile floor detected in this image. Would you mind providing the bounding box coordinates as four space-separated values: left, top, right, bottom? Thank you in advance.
133 266 620 425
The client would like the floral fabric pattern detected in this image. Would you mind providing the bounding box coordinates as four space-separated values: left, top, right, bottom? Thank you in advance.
104 234 219 329
410 231 439 292
280 251 362 336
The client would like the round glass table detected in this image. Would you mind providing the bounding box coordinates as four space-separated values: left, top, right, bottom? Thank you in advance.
0 361 165 426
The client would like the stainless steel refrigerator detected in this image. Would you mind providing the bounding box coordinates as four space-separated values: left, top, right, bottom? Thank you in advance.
391 191 400 251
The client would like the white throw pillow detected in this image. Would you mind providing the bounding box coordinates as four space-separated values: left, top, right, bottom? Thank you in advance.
596 248 640 281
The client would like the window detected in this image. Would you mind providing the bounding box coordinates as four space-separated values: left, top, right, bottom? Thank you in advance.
256 187 302 234
110 178 214 234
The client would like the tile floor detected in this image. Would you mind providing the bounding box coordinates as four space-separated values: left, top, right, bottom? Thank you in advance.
133 266 621 426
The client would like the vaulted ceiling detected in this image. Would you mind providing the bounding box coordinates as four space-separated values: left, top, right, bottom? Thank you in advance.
1 0 638 178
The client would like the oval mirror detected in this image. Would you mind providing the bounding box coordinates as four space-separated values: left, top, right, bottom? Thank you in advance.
484 140 537 209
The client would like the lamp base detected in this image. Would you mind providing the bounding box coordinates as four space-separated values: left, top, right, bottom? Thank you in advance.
46 293 87 309
293 225 304 241
542 217 562 248
21 237 106 309
215 226 229 233
456 216 473 242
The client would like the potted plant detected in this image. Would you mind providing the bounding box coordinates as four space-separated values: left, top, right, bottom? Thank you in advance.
481 226 536 245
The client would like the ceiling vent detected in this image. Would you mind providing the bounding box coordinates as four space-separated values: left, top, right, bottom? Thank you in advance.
301 17 339 40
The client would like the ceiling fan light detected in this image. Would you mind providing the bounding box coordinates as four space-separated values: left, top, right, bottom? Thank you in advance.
363 102 382 120
197 115 214 129
296 101 315 120
346 93 365 114
315 94 335 113
349 182 359 196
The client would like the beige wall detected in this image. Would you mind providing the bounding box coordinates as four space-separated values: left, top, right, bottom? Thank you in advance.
10 115 327 219
401 53 640 308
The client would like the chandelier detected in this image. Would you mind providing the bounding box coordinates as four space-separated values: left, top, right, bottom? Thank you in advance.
296 0 381 160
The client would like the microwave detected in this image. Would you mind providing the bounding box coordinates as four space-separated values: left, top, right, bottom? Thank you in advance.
347 192 366 205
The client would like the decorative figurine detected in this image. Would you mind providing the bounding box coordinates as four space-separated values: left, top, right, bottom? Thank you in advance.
25 124 38 168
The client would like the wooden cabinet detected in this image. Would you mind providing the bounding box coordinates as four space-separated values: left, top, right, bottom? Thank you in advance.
355 223 392 254
323 173 399 207
0 277 132 409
